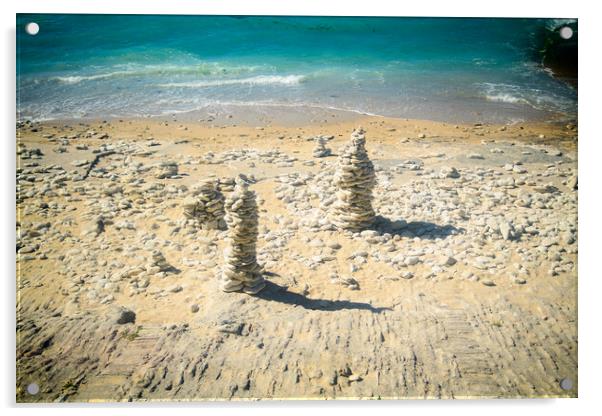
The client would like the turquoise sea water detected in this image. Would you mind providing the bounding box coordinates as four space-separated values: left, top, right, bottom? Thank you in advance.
17 14 577 123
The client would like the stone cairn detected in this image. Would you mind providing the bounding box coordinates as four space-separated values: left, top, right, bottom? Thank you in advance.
329 128 376 232
182 180 226 230
155 161 178 179
312 136 331 158
219 176 266 294
147 250 173 274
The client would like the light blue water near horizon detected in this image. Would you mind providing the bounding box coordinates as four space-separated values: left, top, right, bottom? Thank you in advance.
17 15 577 124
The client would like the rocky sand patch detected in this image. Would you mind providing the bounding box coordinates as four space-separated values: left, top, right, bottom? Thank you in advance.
16 116 577 401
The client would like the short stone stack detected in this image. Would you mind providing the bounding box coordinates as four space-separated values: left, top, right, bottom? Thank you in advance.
182 180 226 230
330 128 377 232
155 161 178 179
147 250 173 274
219 176 266 294
312 136 331 158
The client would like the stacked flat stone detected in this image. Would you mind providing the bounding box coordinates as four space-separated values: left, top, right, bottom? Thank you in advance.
182 180 226 230
312 136 331 158
219 176 266 294
182 197 199 220
155 161 178 179
216 177 236 193
147 250 172 274
330 128 376 232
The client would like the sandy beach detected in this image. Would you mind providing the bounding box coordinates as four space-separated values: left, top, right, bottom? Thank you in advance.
16 112 577 401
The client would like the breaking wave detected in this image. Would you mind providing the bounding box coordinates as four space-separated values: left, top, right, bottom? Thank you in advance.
157 75 306 88
50 62 269 84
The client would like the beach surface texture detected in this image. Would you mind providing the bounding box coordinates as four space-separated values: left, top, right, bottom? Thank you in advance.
16 114 577 401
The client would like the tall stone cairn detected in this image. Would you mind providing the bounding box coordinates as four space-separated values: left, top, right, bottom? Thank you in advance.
182 180 226 230
330 128 376 231
219 176 266 294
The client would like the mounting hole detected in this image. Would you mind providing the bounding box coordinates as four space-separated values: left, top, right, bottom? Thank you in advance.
559 26 573 40
25 22 40 36
560 378 573 390
27 383 40 395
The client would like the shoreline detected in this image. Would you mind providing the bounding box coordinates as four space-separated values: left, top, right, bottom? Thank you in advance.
17 97 578 129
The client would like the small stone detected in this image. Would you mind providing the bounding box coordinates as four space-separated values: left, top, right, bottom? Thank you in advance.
440 256 457 266
190 304 199 313
340 276 360 290
217 321 243 335
499 222 513 241
71 159 89 167
438 166 460 179
401 271 414 280
481 280 496 287
155 161 178 179
550 149 562 157
169 285 183 293
83 217 105 237
329 372 338 385
404 256 420 266
113 307 136 324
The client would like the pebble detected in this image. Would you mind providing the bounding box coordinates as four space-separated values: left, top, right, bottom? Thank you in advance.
401 271 414 279
404 256 420 266
440 256 457 266
155 161 178 179
438 166 460 179
113 307 136 324
169 285 183 293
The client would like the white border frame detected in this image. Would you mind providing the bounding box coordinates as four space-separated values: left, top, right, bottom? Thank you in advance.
3 1 600 415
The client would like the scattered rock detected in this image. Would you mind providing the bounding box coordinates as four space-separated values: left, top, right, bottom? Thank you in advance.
113 307 136 324
439 166 460 179
155 162 178 179
217 321 244 335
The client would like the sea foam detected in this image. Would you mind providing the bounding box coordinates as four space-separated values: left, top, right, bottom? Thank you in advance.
157 75 305 88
